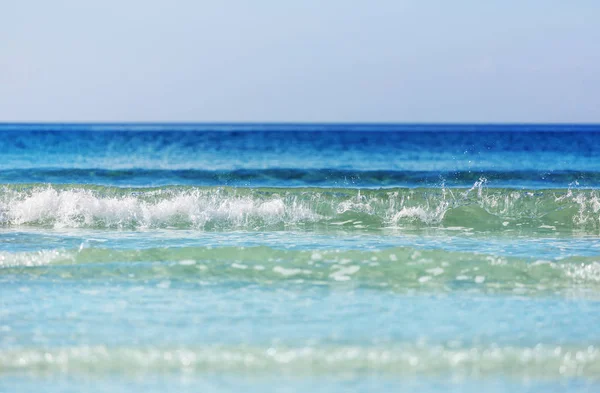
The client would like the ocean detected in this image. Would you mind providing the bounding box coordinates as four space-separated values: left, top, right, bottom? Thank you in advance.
1 123 599 392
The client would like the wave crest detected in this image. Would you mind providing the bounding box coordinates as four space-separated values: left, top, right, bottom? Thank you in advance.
1 183 599 232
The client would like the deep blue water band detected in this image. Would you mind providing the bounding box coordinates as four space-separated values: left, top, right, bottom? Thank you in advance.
1 124 599 188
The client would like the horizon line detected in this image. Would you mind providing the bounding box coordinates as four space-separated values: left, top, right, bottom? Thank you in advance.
1 121 599 127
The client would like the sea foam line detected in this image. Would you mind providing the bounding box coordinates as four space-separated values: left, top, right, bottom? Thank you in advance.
1 344 598 378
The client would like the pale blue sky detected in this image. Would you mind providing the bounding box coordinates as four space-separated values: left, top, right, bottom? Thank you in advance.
1 1 599 122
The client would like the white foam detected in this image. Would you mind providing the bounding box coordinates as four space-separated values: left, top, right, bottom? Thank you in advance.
2 183 600 232
0 249 67 268
0 188 318 229
389 203 449 225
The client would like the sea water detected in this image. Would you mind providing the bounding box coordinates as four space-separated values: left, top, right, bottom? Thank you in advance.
0 124 599 392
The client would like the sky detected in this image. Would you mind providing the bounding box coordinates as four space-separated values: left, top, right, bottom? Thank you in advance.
1 1 599 123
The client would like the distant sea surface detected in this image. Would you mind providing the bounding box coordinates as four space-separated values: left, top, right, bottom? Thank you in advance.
1 124 600 393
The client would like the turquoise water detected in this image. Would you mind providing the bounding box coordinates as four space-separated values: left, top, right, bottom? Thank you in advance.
1 124 600 392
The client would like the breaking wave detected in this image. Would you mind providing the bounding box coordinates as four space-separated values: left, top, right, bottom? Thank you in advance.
1 182 599 232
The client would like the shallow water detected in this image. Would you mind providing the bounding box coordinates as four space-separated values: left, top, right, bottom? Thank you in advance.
1 124 599 392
